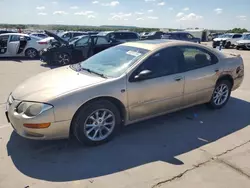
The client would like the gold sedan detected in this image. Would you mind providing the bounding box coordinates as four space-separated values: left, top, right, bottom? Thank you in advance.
5 40 244 146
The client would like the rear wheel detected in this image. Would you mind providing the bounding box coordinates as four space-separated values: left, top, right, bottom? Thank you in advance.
207 80 232 109
25 48 38 58
72 100 121 146
57 53 71 65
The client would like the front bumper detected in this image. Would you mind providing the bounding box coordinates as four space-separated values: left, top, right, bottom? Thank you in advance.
213 40 226 47
39 50 56 65
5 98 70 140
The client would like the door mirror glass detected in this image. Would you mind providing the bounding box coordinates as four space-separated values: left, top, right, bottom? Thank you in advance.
134 70 152 81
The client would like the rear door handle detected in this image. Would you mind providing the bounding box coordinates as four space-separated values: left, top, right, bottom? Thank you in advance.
174 76 183 81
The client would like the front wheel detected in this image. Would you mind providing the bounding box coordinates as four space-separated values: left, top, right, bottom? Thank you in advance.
72 100 121 146
224 41 231 49
207 80 232 109
57 53 71 65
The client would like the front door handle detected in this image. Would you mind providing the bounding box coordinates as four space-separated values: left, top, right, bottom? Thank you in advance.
174 76 183 81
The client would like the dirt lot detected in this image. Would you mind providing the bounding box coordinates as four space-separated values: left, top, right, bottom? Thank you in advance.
0 47 250 188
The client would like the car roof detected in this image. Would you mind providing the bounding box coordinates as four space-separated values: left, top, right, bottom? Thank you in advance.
169 31 190 34
122 39 209 51
0 33 29 37
122 39 178 51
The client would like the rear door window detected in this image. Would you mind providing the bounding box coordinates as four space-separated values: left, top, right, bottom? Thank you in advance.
9 35 20 42
178 46 218 71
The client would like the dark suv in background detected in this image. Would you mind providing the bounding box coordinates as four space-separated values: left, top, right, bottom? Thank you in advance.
97 31 139 42
162 32 201 43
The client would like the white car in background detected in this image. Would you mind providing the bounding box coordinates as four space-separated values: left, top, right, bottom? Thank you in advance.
236 33 250 50
212 33 242 48
0 33 50 58
30 33 49 39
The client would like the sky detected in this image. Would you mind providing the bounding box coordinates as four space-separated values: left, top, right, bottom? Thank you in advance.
0 0 249 30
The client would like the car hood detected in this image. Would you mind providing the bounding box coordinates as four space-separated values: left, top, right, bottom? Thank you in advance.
237 39 250 44
44 30 68 45
12 66 106 102
213 37 229 41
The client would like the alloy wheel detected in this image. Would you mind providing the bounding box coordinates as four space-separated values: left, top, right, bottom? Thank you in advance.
58 53 70 65
84 109 115 141
26 49 37 58
213 84 229 106
246 44 250 50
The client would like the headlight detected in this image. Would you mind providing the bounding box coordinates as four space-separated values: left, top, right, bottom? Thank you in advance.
16 102 53 117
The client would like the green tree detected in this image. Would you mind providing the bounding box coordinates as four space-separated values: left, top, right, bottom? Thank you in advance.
227 28 248 33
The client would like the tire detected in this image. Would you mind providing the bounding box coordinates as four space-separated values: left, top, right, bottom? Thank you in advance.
25 48 38 58
236 46 240 50
57 53 71 65
224 41 231 49
245 44 250 50
72 100 121 146
207 80 232 109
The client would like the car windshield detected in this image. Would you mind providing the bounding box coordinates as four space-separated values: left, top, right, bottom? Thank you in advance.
243 34 250 40
220 34 233 38
78 45 149 78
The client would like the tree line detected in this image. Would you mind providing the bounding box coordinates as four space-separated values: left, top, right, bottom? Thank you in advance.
0 24 160 33
0 24 248 33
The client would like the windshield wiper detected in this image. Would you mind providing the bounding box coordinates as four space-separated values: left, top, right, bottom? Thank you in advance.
80 67 108 78
70 64 107 78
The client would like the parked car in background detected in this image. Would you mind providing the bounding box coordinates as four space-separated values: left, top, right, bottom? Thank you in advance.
236 33 250 50
30 33 49 39
6 40 244 146
213 33 242 48
0 33 50 58
140 31 165 40
0 30 16 34
140 32 149 37
97 31 140 42
40 30 121 65
58 31 98 41
161 32 201 43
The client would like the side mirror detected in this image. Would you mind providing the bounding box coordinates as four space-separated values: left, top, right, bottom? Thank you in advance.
133 70 152 81
20 37 26 41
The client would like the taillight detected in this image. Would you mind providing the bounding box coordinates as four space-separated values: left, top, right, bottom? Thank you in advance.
38 41 48 45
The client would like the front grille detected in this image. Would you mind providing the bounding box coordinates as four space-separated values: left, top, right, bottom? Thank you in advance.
213 40 226 46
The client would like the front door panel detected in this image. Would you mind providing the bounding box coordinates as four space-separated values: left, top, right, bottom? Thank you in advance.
183 64 219 106
127 74 184 121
